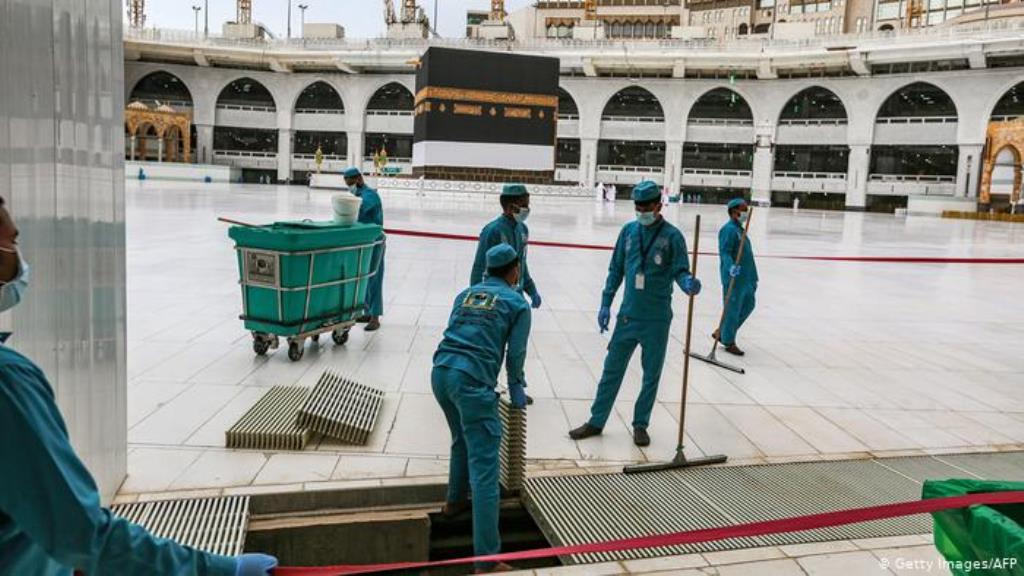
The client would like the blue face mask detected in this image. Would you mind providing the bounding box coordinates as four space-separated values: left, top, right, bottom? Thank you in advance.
0 250 30 313
636 211 657 227
514 207 530 223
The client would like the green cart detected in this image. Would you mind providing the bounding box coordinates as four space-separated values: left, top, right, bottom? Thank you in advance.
229 220 384 361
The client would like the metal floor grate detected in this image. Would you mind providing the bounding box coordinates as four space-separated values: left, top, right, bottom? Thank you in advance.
499 397 527 493
296 370 384 445
112 496 250 556
226 386 313 451
523 451 1024 565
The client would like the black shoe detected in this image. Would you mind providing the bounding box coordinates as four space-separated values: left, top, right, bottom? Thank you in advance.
526 394 534 406
356 315 371 324
364 317 381 332
633 427 650 447
569 423 603 440
723 344 745 356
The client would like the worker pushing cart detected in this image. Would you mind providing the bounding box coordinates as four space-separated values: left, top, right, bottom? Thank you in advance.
228 219 384 362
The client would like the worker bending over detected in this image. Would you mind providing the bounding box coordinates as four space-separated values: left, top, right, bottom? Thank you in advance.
569 180 702 447
433 244 531 574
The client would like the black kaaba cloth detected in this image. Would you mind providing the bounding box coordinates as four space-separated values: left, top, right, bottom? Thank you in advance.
412 47 560 183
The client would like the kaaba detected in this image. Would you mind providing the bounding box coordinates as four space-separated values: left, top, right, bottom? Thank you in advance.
412 47 560 184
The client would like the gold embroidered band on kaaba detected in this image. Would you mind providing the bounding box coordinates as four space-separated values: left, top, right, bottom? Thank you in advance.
415 86 558 108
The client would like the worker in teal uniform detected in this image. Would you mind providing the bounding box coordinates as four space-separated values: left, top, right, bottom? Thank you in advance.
344 167 385 331
714 198 758 356
433 244 531 574
569 181 702 447
0 197 276 576
470 183 542 310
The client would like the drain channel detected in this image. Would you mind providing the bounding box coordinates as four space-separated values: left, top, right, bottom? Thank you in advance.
112 496 250 556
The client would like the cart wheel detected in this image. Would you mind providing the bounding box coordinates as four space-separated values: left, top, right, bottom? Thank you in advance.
332 329 349 346
253 334 271 356
311 334 321 343
287 341 304 362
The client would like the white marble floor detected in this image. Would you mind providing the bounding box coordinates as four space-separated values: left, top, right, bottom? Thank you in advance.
120 180 1024 498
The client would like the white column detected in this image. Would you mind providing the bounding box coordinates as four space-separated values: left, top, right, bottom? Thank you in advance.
846 144 870 210
196 123 214 164
157 138 164 163
129 135 136 161
664 140 683 197
956 143 984 199
751 146 774 202
347 131 365 171
277 128 292 182
580 137 598 188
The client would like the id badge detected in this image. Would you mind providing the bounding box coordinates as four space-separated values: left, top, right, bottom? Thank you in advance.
635 273 645 291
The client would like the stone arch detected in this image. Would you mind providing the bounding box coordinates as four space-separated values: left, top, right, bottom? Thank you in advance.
687 87 753 124
558 87 580 118
129 70 194 107
365 81 415 112
778 86 848 123
293 80 346 113
875 81 957 120
215 76 278 111
601 86 664 119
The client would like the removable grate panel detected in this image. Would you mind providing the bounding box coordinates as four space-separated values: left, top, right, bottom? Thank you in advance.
523 452 1024 565
112 496 249 556
499 397 527 493
296 370 384 445
226 386 313 451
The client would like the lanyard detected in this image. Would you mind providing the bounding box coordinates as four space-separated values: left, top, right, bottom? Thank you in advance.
636 220 665 273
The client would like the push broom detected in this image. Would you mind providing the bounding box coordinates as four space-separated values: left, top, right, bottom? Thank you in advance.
688 206 754 375
624 214 727 474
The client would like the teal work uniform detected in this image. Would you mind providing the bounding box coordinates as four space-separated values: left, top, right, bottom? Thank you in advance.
718 218 758 346
354 184 385 317
432 276 531 566
588 218 694 430
470 215 537 298
0 345 237 576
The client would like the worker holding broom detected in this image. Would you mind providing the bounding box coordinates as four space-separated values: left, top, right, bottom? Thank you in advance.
714 198 758 356
569 180 702 447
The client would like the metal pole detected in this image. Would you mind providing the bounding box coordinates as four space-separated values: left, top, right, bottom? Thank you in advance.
204 0 209 37
433 0 438 28
299 4 308 43
287 0 292 39
193 5 201 36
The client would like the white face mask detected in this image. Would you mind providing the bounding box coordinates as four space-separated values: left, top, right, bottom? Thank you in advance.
514 207 530 223
636 211 657 226
0 249 30 313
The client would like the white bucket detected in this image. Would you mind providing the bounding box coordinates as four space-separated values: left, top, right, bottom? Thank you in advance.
332 194 362 226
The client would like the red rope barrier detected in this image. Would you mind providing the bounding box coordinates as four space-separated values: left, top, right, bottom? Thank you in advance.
275 490 1024 576
383 227 1024 264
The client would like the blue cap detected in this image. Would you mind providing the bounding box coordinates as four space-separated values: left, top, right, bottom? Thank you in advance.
501 183 528 197
486 243 518 269
343 167 361 178
632 180 661 203
727 198 747 210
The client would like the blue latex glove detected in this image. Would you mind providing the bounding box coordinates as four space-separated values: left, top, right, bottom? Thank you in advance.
236 554 278 576
598 306 610 334
529 290 542 309
509 383 528 409
682 275 702 296
729 265 742 278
